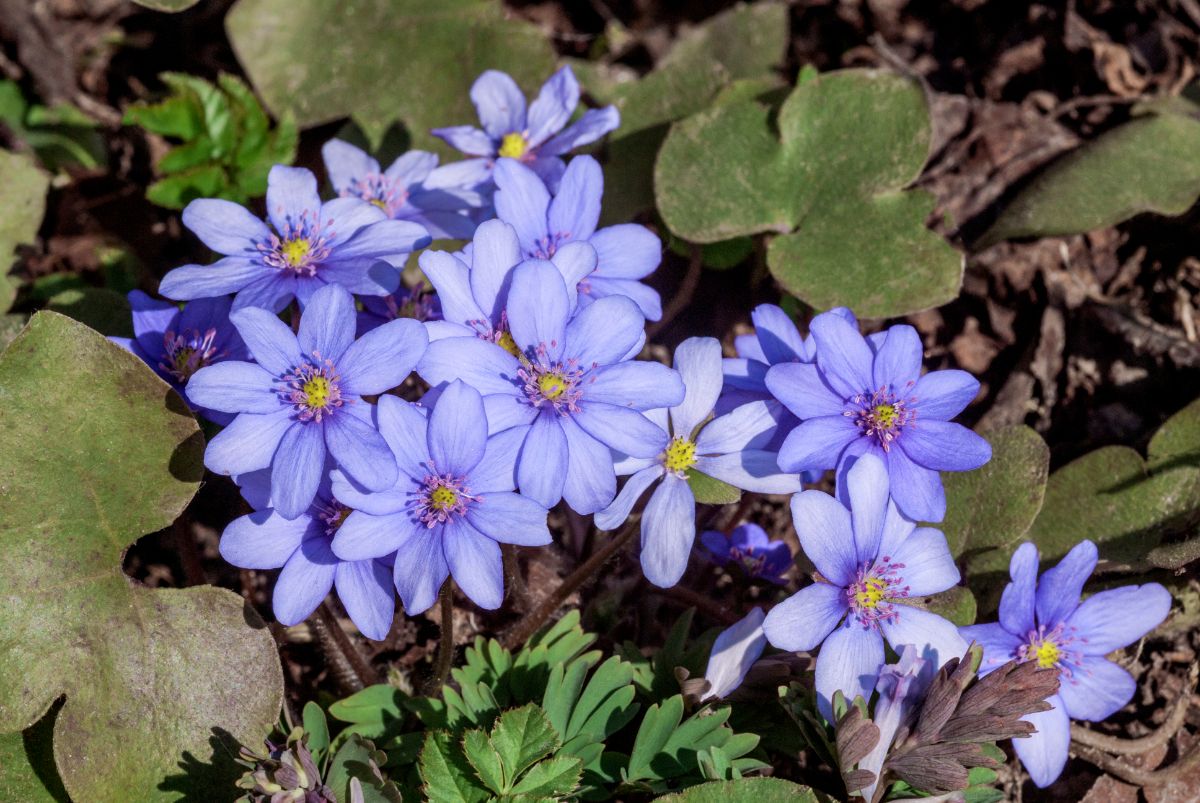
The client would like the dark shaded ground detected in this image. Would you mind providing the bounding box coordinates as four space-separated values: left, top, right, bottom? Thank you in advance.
4 1 1200 800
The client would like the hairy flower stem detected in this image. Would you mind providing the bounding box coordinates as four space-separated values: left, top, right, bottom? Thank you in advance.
501 520 639 650
427 582 456 695
312 601 378 692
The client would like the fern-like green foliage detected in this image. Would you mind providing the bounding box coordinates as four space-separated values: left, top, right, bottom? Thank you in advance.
0 81 104 171
123 72 297 209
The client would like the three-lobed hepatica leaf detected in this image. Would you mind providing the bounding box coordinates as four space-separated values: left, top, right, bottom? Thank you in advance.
655 68 964 318
226 0 557 154
978 109 1200 247
0 312 283 802
0 149 49 313
656 777 831 802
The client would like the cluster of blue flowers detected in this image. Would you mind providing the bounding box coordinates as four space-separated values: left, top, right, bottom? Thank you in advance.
119 65 1170 790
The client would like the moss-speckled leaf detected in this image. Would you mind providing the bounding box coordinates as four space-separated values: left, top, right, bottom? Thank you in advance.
915 586 977 627
659 1 789 82
226 0 556 153
0 313 283 802
1148 397 1200 473
657 776 830 801
688 469 742 505
656 69 963 317
940 426 1049 557
132 0 202 10
0 150 49 312
0 707 67 803
980 113 1200 246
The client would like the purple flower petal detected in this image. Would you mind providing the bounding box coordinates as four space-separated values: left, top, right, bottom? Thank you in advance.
318 197 388 243
430 125 496 157
467 491 550 546
702 607 767 701
575 401 667 459
589 223 660 280
815 623 884 720
376 395 431 482
540 106 620 156
914 369 980 421
899 420 992 472
493 158 552 252
777 415 858 472
640 474 696 588
333 511 414 561
762 581 848 652
872 324 922 391
548 155 602 243
695 401 781 454
321 139 380 195
483 393 538 435
586 277 662 321
230 306 303 375
1013 695 1070 788
1058 656 1135 721
273 535 337 625
334 219 430 261
385 150 438 187
182 198 269 256
220 511 311 569
886 446 946 522
958 622 1022 676
550 241 597 305
790 490 856 586
393 526 449 615
443 518 504 609
335 559 395 640
880 606 968 668
507 260 569 359
469 220 522 321
888 527 960 596
595 466 662 530
317 260 401 297
204 410 294 476
562 294 642 367
186 361 278 414
751 304 806 364
470 70 527 139
560 416 618 514
420 250 487 326
339 318 427 396
694 450 800 494
1065 581 1172 654
272 422 327 520
586 361 684 410
844 452 890 564
1000 542 1039 637
298 284 356 363
233 273 296 313
128 290 179 355
428 379 488 476
874 499 915 558
764 361 845 420
525 66 578 146
527 156 567 192
325 410 397 492
266 165 321 234
1036 539 1098 627
468 426 525 492
159 257 262 300
671 337 723 438
517 413 567 508
418 336 521 396
810 311 874 398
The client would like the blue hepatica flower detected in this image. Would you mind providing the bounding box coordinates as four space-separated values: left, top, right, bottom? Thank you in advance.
595 338 801 588
493 155 663 321
431 66 619 191
419 260 684 514
419 218 598 343
110 290 247 424
220 467 396 640
960 540 1171 788
329 381 551 614
765 310 991 522
187 282 429 520
762 453 967 718
700 607 768 702
159 165 430 313
701 522 792 585
356 282 441 337
322 139 483 240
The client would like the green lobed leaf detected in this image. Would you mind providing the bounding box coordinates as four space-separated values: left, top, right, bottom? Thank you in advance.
656 69 963 318
939 425 1050 557
656 776 830 801
326 734 398 803
914 585 977 627
688 468 742 505
0 313 283 801
302 701 331 763
419 730 490 803
488 704 561 783
979 112 1200 246
658 1 790 83
462 728 505 793
0 150 49 312
508 754 583 797
226 0 557 153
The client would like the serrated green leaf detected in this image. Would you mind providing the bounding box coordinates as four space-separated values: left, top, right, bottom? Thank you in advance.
939 426 1050 557
420 730 489 803
687 468 742 505
489 705 561 782
0 149 49 312
1148 397 1200 473
980 112 1200 246
462 728 505 793
656 69 962 318
227 0 557 153
656 776 829 801
0 313 283 802
303 701 330 762
509 754 583 797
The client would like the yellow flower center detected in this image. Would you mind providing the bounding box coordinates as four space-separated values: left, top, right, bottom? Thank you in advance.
302 376 332 409
171 347 195 375
873 403 898 429
1033 639 1061 669
369 198 388 210
496 330 521 358
538 372 568 400
664 437 697 473
430 485 459 511
281 238 311 268
499 132 529 159
854 577 889 609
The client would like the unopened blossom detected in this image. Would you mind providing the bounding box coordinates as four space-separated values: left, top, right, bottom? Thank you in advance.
110 290 247 424
322 139 482 239
431 66 619 191
961 540 1171 788
596 338 800 588
330 381 551 614
159 165 430 312
701 523 792 585
493 155 663 320
187 283 428 519
221 468 396 639
765 310 991 521
858 644 935 802
700 607 768 701
418 260 684 514
763 454 967 718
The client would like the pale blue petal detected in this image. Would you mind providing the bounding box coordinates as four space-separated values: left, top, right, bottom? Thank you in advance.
762 582 848 652
639 474 696 588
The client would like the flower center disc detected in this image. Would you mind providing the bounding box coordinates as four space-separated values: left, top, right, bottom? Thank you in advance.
664 436 697 473
499 132 529 159
302 376 332 409
430 485 459 511
1032 639 1060 669
873 403 898 429
538 373 568 400
281 238 312 268
854 576 889 609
